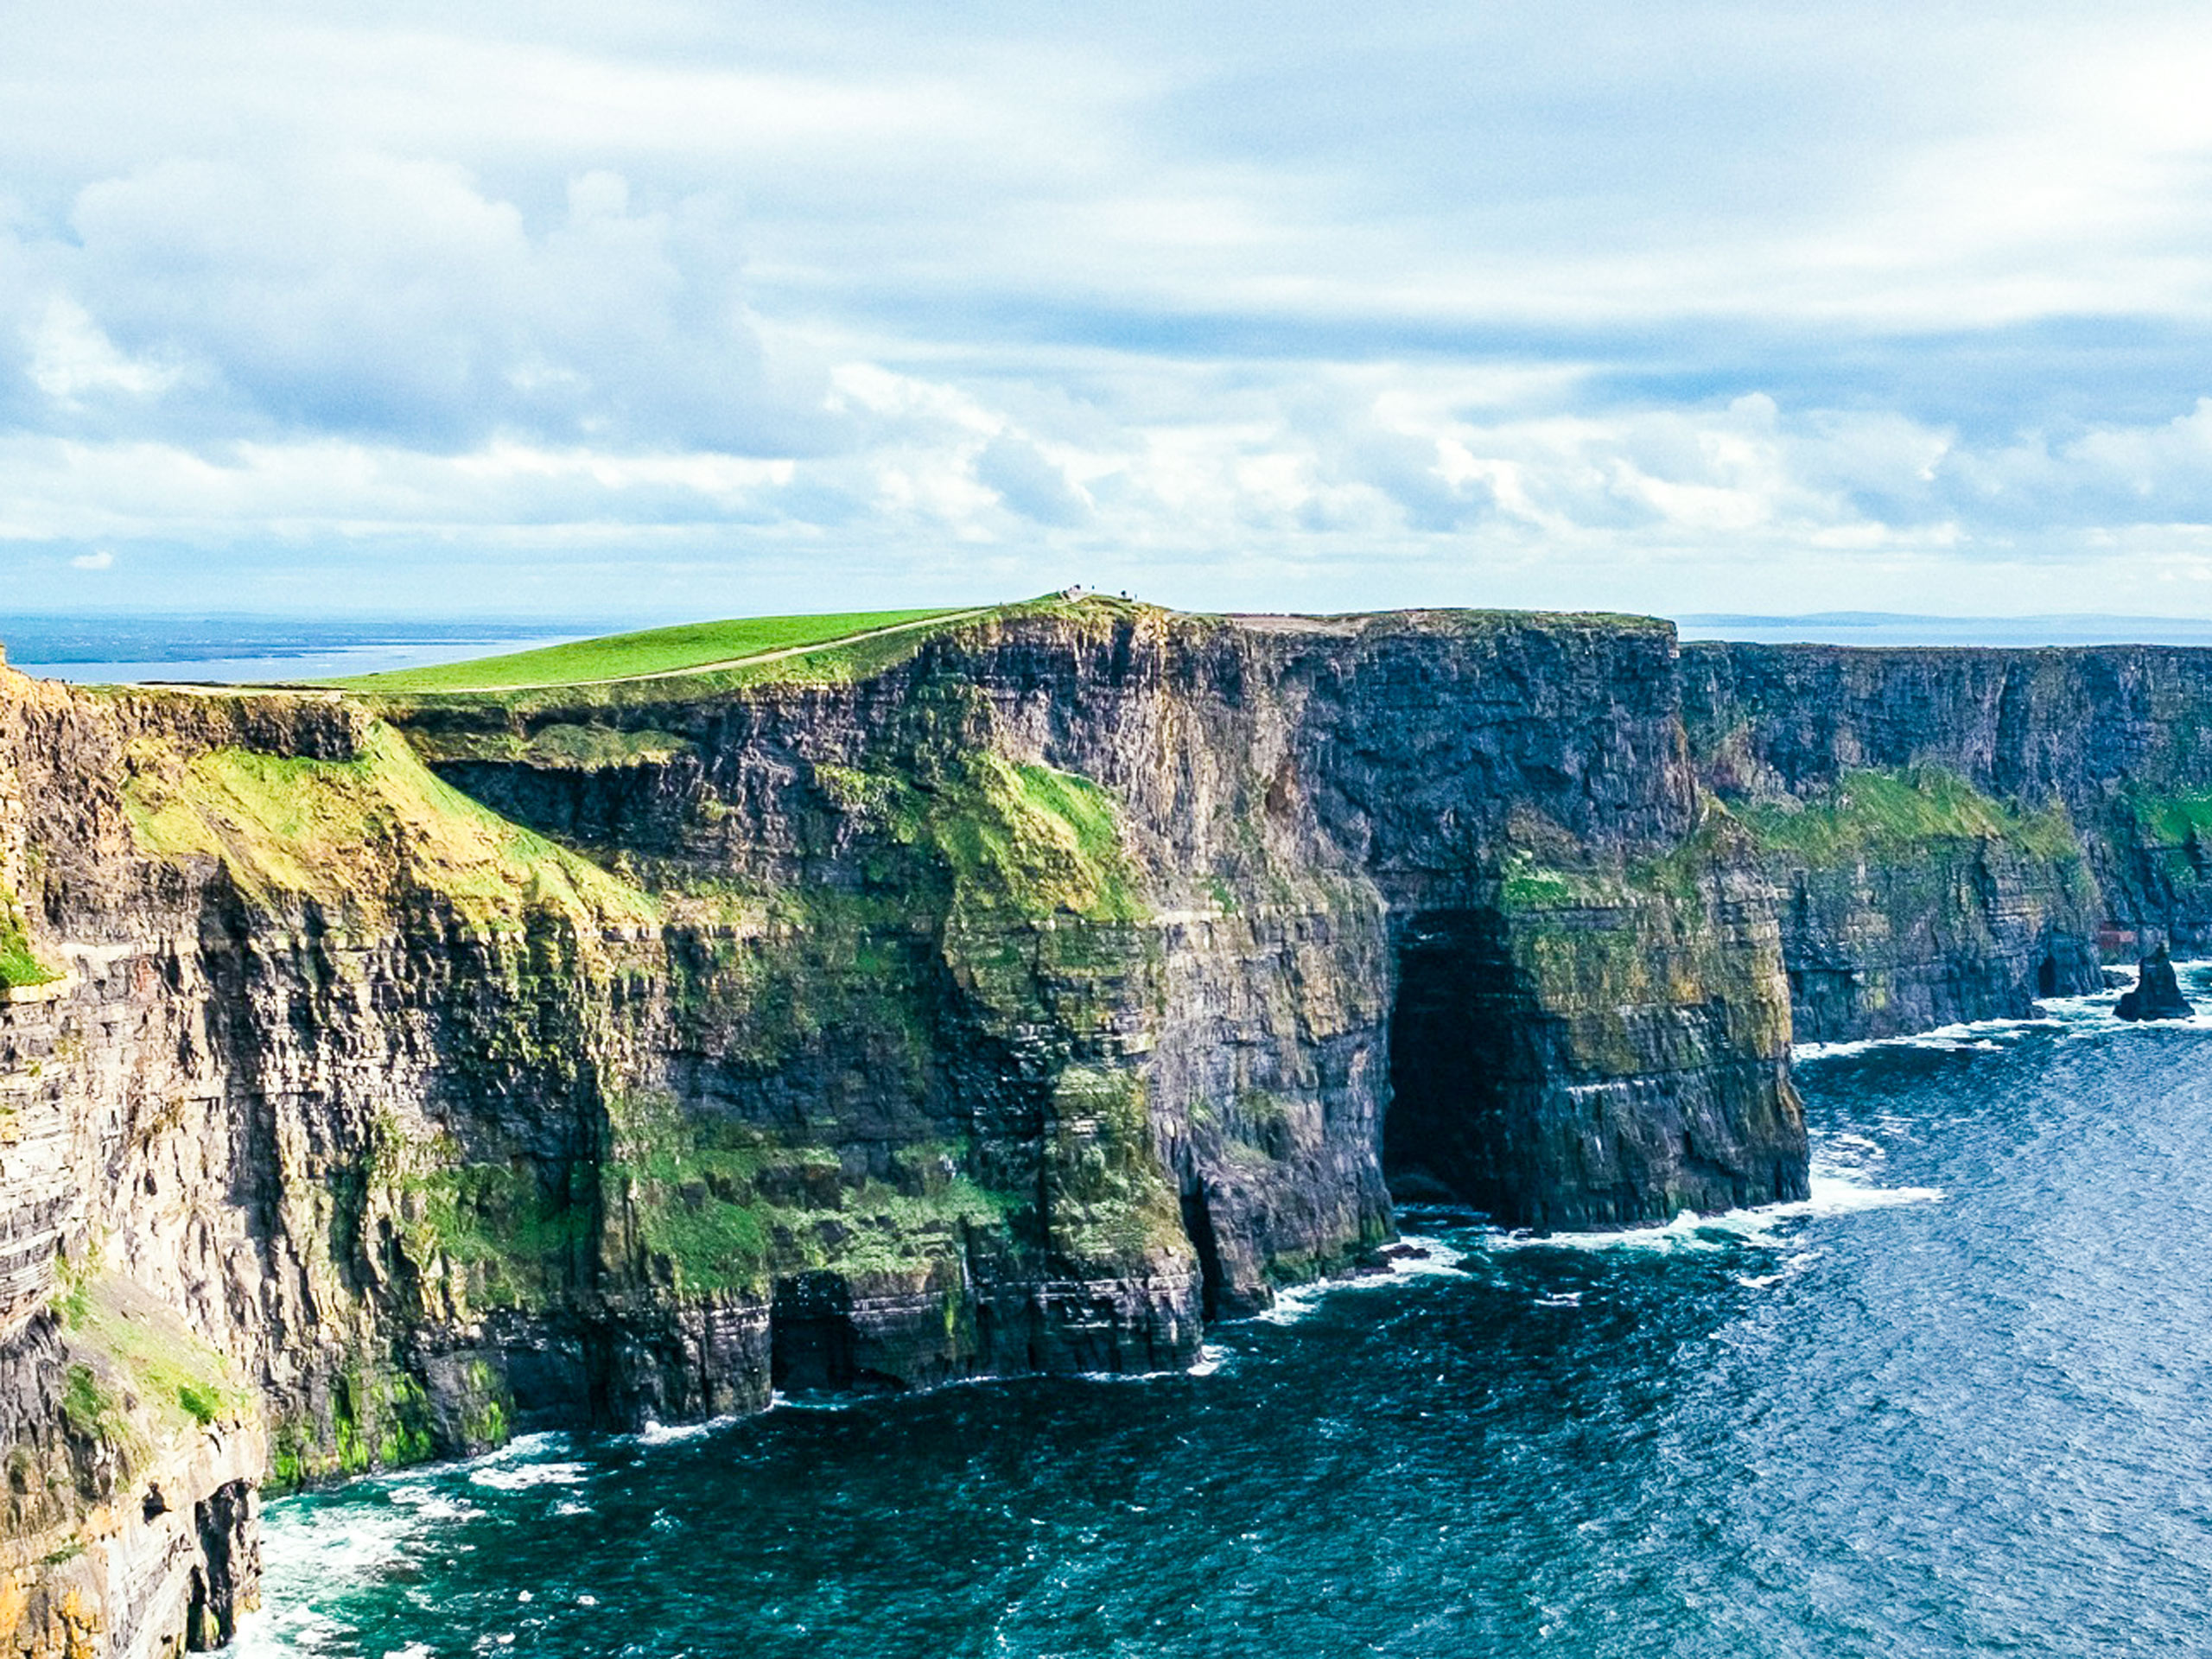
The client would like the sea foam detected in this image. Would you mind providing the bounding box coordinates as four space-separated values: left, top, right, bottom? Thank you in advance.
1488 1171 1941 1257
1794 960 2212 1061
1249 1233 1468 1325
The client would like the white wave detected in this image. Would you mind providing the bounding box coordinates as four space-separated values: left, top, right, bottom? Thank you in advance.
469 1460 586 1491
1489 1173 1939 1256
1813 1132 1890 1179
233 1608 359 1659
767 1389 858 1411
1796 1174 1944 1214
1734 1249 1820 1289
456 1431 575 1474
253 1503 421 1581
1534 1291 1583 1307
1793 1014 2053 1061
237 1482 493 1657
1186 1344 1228 1377
384 1486 476 1522
633 1415 734 1446
1249 1233 1467 1325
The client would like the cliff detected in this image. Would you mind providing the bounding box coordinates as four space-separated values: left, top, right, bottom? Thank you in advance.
0 601 1807 1652
1681 642 2212 1040
36 601 2212 1652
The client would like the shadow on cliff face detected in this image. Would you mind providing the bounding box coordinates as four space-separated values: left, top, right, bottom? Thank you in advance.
1380 905 1807 1231
1382 911 1525 1222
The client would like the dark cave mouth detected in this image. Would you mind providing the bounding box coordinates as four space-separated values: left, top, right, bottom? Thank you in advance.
1379 910 1519 1221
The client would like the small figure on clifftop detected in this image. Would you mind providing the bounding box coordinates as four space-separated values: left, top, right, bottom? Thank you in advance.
2117 941 2195 1021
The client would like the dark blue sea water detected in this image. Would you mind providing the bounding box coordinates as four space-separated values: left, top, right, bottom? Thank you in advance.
239 970 2212 1659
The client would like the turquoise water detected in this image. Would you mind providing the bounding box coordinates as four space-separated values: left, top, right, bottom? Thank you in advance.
240 972 2212 1657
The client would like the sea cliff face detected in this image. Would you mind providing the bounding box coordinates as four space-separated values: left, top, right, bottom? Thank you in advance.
29 603 2212 1654
1682 642 2212 1041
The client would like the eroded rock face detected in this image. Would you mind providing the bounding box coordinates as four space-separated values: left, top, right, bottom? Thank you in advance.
30 604 2212 1653
1681 641 2212 973
0 603 1804 1651
409 609 1806 1236
1678 642 2212 1040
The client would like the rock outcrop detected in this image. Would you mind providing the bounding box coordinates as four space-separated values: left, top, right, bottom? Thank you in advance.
16 597 2212 1654
2116 943 2195 1020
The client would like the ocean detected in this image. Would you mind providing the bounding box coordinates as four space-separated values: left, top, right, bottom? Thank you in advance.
235 969 2212 1657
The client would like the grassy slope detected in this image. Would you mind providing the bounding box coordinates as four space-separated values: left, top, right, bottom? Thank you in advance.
309 595 1668 706
123 725 656 926
320 606 980 694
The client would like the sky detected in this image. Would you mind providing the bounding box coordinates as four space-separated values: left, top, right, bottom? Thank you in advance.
9 1 2212 621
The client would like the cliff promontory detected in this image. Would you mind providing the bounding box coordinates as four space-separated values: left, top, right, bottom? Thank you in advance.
6 600 2202 1655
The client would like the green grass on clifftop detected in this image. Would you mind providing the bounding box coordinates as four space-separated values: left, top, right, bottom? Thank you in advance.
321 606 986 694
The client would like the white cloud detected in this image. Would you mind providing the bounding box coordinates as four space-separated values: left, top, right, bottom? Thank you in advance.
27 297 181 402
3 2 2212 614
70 547 114 569
974 434 1091 526
27 151 845 454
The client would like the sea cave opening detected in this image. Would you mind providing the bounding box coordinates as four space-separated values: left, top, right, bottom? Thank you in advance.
1179 1182 1228 1321
1381 909 1526 1223
770 1271 860 1394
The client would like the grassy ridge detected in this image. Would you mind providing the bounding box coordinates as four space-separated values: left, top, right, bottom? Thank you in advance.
321 606 978 694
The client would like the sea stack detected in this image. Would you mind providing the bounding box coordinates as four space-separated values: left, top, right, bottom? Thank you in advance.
2117 943 2195 1021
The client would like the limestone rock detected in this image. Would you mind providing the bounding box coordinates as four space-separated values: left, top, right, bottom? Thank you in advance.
51 602 2211 1650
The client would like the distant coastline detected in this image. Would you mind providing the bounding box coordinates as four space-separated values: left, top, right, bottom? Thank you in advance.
1676 611 2212 648
0 615 598 683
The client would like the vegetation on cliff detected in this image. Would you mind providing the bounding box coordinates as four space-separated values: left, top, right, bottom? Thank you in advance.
607 1096 1020 1293
121 724 656 927
816 746 1148 928
0 883 53 989
1492 810 1795 1084
59 1274 250 1444
1732 766 2084 868
2120 785 2212 852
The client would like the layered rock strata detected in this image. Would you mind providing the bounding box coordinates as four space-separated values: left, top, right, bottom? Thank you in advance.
1681 642 2212 1041
35 601 2175 1651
